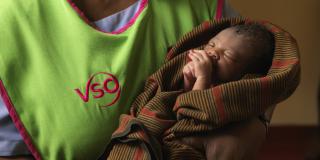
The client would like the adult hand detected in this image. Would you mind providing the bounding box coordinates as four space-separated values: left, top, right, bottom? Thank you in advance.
181 117 266 160
205 117 266 160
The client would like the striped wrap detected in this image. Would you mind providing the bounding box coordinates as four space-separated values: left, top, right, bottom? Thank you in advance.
105 17 300 160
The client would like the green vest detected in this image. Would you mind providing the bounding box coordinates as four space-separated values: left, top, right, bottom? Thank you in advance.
0 0 220 159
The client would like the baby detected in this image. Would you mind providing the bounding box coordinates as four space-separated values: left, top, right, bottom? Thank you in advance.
183 23 274 91
181 23 275 157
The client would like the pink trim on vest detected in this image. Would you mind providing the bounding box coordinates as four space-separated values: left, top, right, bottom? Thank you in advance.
0 80 41 160
66 0 148 34
215 0 224 20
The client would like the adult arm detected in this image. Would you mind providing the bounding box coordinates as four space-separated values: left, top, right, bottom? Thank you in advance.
0 97 32 159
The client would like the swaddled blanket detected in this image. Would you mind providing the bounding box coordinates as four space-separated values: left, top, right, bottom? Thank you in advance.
105 17 300 160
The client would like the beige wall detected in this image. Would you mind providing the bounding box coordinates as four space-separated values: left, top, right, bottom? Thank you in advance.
228 0 320 125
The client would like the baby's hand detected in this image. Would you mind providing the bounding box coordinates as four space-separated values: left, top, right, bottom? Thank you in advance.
183 61 196 91
188 50 213 81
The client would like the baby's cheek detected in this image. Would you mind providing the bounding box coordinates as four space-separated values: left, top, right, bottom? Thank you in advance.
217 65 234 82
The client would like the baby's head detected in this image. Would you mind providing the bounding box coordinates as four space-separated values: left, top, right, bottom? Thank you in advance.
204 23 274 83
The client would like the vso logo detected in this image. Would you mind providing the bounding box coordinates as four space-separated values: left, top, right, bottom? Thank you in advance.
74 72 121 107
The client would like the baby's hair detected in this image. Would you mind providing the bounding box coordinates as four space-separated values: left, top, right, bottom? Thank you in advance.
231 23 275 75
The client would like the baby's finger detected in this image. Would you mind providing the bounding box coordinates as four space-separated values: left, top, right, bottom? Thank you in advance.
193 49 206 54
192 52 205 61
187 63 195 76
189 53 204 63
189 53 200 62
182 65 189 73
185 69 193 79
192 50 206 60
199 51 211 62
183 69 192 79
187 62 195 70
193 49 206 55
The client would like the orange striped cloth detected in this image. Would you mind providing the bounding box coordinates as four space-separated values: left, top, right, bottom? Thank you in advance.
105 17 300 160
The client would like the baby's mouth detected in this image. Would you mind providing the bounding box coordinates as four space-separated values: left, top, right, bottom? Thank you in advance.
210 55 219 64
211 54 218 60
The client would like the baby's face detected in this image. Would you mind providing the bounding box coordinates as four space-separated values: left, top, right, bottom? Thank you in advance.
203 28 255 83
